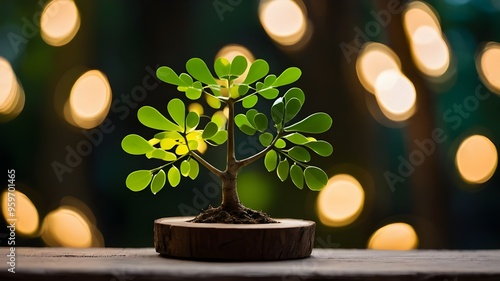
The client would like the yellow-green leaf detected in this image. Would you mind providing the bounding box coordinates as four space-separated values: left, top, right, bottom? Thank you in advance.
188 158 199 180
259 132 273 146
167 166 181 187
126 170 152 192
305 141 333 157
290 164 304 189
167 98 185 129
273 67 302 87
243 59 269 85
285 113 332 134
264 150 278 172
122 134 154 155
186 58 218 85
277 158 290 181
304 166 328 191
151 170 166 194
288 146 311 162
138 106 179 131
180 160 190 177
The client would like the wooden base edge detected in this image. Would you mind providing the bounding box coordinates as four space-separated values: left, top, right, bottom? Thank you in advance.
154 216 315 261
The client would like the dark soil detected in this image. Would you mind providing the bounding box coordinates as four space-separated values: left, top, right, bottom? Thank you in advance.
189 205 278 224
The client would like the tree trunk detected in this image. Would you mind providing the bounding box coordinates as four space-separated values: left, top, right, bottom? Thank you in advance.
221 98 243 210
221 171 241 210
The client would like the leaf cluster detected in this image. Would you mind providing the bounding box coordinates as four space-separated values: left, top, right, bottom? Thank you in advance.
122 56 333 193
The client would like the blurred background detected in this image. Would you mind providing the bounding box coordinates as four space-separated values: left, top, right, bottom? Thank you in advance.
1 0 500 249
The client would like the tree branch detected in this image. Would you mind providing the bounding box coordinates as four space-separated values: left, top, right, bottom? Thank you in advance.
237 132 282 169
189 151 224 178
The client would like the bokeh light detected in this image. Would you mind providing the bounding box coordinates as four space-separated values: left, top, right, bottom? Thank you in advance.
317 174 365 227
477 42 500 94
1 190 39 236
409 26 450 77
356 43 402 94
67 70 112 129
368 222 419 250
374 70 417 122
40 0 81 46
456 135 498 184
188 103 204 116
0 57 25 122
403 1 441 37
259 0 310 47
403 1 450 77
41 206 97 247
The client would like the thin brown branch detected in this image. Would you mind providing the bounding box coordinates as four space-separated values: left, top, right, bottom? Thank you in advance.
237 132 282 169
189 151 224 178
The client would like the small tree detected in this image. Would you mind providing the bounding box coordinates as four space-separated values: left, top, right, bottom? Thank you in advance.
121 56 332 222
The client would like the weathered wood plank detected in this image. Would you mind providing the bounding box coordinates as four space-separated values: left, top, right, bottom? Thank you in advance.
1 247 500 280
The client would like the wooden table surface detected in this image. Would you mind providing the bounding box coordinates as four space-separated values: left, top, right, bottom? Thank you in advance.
1 247 500 280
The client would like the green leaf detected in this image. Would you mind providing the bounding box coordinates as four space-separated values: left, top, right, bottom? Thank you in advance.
243 59 269 84
245 109 258 128
271 97 285 125
288 146 311 162
242 95 258 108
238 84 249 96
126 170 152 192
284 87 305 106
206 95 221 109
151 170 166 194
167 98 186 129
230 55 248 76
188 158 199 180
155 131 183 140
122 134 154 155
186 82 202 100
259 132 273 146
284 97 302 123
202 121 219 139
156 67 186 86
188 140 198 150
186 58 217 85
211 112 226 128
277 158 290 181
285 113 332 134
158 139 176 150
186 111 200 132
167 166 181 187
258 87 279 99
275 139 286 149
148 138 160 146
305 141 333 157
304 166 328 191
283 133 310 145
179 73 193 85
264 75 276 86
214 57 231 79
138 106 179 131
208 130 228 145
229 85 241 98
264 150 278 172
273 67 302 87
150 149 177 161
290 164 304 189
235 114 257 135
253 113 268 132
180 160 190 177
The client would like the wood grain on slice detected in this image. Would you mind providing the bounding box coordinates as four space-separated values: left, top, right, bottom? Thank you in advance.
154 217 315 260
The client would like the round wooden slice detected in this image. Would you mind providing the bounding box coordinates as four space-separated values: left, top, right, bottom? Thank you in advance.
154 217 315 261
